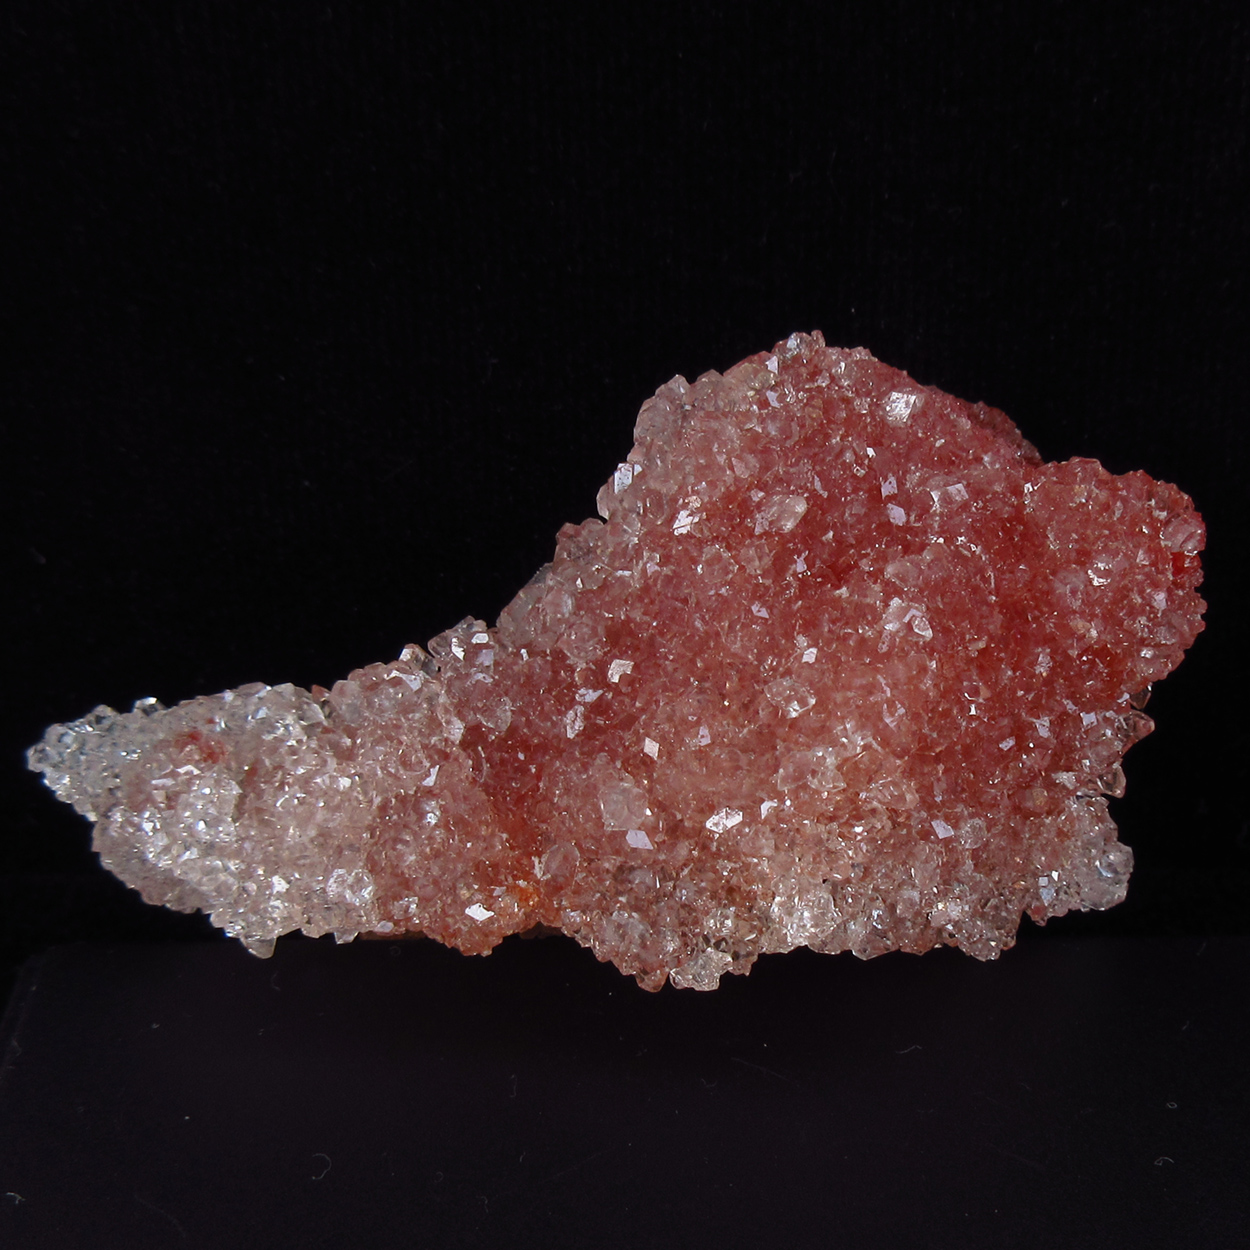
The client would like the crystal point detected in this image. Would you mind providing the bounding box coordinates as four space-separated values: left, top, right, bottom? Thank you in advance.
28 334 1206 988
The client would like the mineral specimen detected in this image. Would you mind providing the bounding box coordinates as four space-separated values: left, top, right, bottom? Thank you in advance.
28 332 1205 989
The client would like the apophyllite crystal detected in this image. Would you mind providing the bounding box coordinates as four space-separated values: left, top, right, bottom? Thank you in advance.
29 333 1205 989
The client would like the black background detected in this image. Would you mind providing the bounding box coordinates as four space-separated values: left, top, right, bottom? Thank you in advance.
1 3 1247 1245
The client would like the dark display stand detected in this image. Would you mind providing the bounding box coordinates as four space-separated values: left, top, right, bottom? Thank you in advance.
1 934 1246 1249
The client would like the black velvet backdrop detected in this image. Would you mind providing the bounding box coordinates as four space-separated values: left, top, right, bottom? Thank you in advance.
1 4 1247 1243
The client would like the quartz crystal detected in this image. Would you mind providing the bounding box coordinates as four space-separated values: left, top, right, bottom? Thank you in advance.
28 333 1206 989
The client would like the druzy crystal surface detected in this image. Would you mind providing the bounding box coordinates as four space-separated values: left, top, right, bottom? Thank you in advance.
29 333 1205 989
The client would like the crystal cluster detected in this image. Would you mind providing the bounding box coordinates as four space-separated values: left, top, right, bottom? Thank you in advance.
29 333 1205 989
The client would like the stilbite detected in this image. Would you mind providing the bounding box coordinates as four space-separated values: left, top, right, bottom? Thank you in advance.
28 333 1205 989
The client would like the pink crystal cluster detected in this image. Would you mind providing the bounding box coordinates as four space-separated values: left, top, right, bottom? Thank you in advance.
29 333 1205 989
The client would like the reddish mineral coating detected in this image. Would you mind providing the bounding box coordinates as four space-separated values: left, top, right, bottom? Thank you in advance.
29 333 1206 989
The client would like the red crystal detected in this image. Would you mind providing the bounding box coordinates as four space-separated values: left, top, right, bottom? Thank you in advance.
29 333 1205 989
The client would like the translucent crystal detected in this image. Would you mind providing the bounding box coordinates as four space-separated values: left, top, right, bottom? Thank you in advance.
28 333 1206 989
